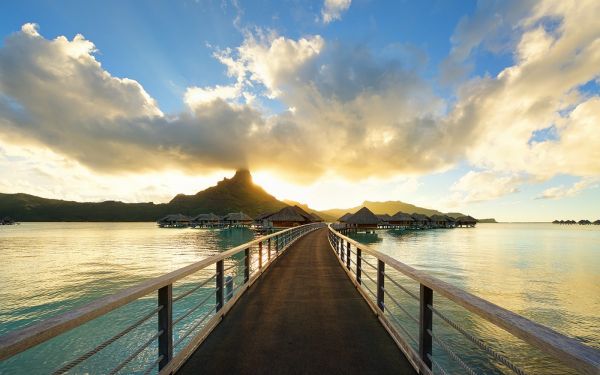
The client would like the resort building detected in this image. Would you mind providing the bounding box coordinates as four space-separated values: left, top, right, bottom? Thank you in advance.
191 213 220 228
222 212 253 227
261 206 313 228
389 212 414 227
411 213 431 228
338 212 353 223
345 207 380 229
157 214 191 228
376 214 392 226
430 214 451 228
455 215 477 227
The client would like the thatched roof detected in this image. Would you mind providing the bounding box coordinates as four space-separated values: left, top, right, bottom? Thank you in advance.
456 215 477 224
267 206 311 222
430 214 448 222
191 213 220 221
594 220 600 225
376 214 392 222
390 212 414 222
159 214 191 222
338 212 353 222
346 207 380 225
411 213 430 222
444 215 456 222
254 212 275 221
223 212 253 221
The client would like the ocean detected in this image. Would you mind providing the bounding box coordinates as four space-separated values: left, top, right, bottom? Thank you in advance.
0 222 598 374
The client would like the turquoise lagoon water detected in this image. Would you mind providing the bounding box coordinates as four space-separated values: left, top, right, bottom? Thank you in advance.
0 222 599 374
347 223 600 374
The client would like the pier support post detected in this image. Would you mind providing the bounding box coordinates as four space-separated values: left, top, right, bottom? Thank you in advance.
244 248 250 283
377 261 385 311
356 248 362 284
158 284 173 370
268 238 271 261
258 242 263 270
419 284 433 369
216 260 224 311
346 242 351 271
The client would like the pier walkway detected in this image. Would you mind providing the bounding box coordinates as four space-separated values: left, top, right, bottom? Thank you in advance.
178 228 415 374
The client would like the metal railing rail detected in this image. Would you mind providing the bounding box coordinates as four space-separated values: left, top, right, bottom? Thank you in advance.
327 224 600 375
0 223 324 374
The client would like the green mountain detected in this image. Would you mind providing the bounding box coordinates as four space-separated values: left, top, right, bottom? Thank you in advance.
0 170 287 221
169 169 287 217
321 200 466 220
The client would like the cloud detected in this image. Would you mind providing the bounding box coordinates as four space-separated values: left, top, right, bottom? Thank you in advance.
537 178 599 200
321 0 351 24
449 170 525 203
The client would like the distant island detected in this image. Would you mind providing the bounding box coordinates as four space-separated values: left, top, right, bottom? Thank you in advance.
477 218 498 223
1 169 477 222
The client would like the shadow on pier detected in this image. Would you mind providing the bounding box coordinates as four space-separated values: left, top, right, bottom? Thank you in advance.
177 228 415 374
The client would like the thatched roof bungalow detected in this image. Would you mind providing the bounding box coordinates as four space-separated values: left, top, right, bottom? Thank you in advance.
158 214 191 228
593 220 600 225
338 212 353 223
430 214 450 228
389 212 414 227
346 207 380 229
264 206 313 228
222 212 253 226
191 213 220 226
376 214 392 224
455 215 477 227
411 213 431 227
578 219 592 225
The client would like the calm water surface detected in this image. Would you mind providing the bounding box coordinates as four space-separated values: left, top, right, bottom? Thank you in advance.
348 223 600 374
1 222 599 374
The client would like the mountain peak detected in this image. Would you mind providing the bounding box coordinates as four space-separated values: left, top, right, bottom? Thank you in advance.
231 169 252 184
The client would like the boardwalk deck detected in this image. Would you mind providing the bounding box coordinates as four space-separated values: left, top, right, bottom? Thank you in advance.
177 228 416 374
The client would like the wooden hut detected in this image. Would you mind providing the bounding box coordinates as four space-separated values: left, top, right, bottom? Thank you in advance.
593 220 600 225
338 212 353 223
376 214 392 226
444 215 457 228
191 213 220 228
455 215 477 227
222 212 253 227
430 214 450 228
578 219 592 225
264 206 313 228
389 212 414 228
346 207 380 230
157 214 191 228
411 213 431 228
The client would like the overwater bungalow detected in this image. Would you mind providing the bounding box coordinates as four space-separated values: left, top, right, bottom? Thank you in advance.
222 212 253 227
594 220 600 225
388 212 414 228
578 219 592 225
430 214 451 228
157 214 191 228
262 206 313 228
346 207 380 230
376 214 392 226
445 215 457 228
191 213 220 228
338 212 353 223
455 215 477 227
1 216 16 225
411 213 431 228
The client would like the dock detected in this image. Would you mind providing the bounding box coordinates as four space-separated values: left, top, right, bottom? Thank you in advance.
178 228 415 374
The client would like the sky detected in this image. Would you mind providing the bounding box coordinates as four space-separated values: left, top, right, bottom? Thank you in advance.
0 0 599 221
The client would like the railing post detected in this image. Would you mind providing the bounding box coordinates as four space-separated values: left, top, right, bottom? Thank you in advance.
356 248 362 284
346 242 351 270
158 284 173 370
377 260 385 311
419 284 433 369
244 248 250 283
258 242 263 270
268 238 271 260
216 260 224 311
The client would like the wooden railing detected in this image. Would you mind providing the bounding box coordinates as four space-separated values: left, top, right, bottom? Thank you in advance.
328 224 600 375
0 223 324 374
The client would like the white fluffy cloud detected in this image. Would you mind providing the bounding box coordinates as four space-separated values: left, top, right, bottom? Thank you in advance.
1 0 599 204
321 0 351 24
537 178 599 200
